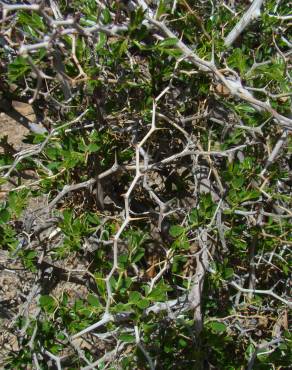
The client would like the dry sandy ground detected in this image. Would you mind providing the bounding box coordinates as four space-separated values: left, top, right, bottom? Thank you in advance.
0 101 34 151
0 102 35 201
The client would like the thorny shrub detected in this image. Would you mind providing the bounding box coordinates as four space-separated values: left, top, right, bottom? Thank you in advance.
0 0 291 369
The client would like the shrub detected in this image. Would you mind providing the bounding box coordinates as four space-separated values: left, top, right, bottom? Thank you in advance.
0 0 291 368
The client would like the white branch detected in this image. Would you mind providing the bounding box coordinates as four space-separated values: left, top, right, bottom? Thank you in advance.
230 281 292 307
224 0 265 47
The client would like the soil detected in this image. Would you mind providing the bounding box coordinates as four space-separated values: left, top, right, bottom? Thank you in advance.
0 101 34 152
0 102 36 201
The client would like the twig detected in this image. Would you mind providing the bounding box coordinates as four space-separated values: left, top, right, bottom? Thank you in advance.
72 313 113 340
81 342 126 370
188 230 209 335
48 179 96 209
229 281 292 307
260 129 289 176
224 0 265 47
135 326 155 370
44 350 62 370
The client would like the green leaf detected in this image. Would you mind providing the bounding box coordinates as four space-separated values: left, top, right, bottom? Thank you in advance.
137 299 150 309
61 293 68 306
0 208 10 224
129 6 145 30
115 303 132 312
86 212 100 225
189 209 199 225
62 209 73 226
119 333 135 343
156 0 168 19
209 321 227 333
147 281 171 301
88 143 100 152
160 48 183 57
232 177 244 189
0 178 8 185
245 343 255 360
118 39 128 57
178 338 188 348
102 8 111 24
131 248 145 263
178 236 190 250
8 56 31 82
169 225 184 237
227 48 248 75
129 291 142 303
88 294 100 307
25 250 37 260
223 268 234 279
96 32 107 51
39 295 56 312
8 190 29 217
158 38 178 48
18 11 45 31
236 104 256 114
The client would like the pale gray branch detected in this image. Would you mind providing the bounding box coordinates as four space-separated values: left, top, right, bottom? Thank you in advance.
224 0 265 47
